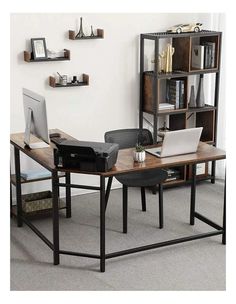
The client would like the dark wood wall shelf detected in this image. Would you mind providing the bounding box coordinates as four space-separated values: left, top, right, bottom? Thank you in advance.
49 74 89 88
68 29 104 40
139 30 222 187
24 49 70 62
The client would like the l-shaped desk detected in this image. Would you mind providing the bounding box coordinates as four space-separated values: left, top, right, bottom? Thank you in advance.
10 129 226 272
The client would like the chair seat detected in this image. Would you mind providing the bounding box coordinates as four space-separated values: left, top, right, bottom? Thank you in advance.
116 169 168 188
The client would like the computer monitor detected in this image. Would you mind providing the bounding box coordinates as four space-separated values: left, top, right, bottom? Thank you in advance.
23 88 50 149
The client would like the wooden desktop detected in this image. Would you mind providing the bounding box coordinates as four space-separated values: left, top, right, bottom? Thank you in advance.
10 129 226 272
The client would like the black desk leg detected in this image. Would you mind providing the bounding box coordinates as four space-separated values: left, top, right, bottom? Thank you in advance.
100 176 106 272
52 170 60 265
14 147 23 227
159 184 164 229
123 185 128 233
211 160 216 184
10 181 13 218
105 176 113 210
222 175 226 245
65 172 72 218
190 164 197 225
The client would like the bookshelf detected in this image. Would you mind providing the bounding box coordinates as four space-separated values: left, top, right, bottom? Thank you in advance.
139 30 222 186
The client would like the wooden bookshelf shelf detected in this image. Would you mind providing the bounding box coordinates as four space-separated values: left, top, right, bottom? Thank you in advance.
68 29 104 40
49 74 89 88
24 49 70 62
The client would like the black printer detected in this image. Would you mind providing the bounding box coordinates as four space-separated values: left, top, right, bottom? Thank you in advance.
53 139 119 172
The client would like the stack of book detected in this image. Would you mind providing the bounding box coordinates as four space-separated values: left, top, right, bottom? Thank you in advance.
166 79 185 109
191 42 216 69
159 103 175 111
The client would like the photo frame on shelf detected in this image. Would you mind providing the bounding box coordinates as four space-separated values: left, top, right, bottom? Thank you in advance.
31 38 47 60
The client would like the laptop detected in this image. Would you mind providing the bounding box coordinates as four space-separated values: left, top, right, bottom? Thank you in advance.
146 127 203 158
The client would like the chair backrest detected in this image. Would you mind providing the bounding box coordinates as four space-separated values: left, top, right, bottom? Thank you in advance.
104 128 153 149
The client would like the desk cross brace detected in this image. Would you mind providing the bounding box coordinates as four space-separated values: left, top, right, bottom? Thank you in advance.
51 164 225 272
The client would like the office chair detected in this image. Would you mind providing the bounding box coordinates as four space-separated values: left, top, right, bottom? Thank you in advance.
104 128 168 233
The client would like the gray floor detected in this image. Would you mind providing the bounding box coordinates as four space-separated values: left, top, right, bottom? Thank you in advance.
10 180 225 291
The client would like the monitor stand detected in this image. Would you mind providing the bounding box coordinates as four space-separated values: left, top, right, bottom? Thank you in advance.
24 108 50 149
26 142 50 149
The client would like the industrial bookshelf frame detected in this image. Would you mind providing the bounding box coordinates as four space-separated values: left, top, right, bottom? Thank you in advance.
139 30 222 186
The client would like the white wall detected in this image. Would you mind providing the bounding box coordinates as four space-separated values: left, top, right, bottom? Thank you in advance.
10 13 225 197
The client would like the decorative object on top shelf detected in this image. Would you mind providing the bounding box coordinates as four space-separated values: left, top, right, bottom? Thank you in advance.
49 74 89 88
166 23 203 34
151 44 175 74
69 29 104 40
165 43 175 73
69 17 104 40
133 144 146 163
158 51 165 73
196 75 205 107
189 85 197 108
90 25 95 37
76 17 85 38
31 38 47 60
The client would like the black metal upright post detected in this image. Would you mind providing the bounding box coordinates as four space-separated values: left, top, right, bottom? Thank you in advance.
190 164 197 225
14 147 23 227
123 185 128 233
105 176 113 210
52 170 60 265
100 175 106 272
211 33 222 184
222 172 226 245
153 37 159 143
159 184 164 229
139 35 144 129
65 172 71 218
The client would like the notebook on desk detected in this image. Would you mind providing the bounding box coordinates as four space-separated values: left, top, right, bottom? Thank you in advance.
146 127 203 158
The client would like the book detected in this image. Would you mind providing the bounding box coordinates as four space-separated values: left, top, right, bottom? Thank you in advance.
203 44 211 68
167 79 185 109
168 79 180 109
191 45 204 69
159 103 175 110
179 80 185 109
201 42 216 69
205 42 216 68
20 169 52 180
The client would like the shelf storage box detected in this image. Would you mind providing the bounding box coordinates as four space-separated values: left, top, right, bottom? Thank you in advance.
22 190 65 214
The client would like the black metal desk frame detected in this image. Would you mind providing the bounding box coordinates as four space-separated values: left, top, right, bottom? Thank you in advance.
12 145 226 273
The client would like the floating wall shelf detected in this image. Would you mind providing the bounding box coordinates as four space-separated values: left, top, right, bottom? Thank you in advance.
24 49 71 62
68 29 104 40
49 74 89 88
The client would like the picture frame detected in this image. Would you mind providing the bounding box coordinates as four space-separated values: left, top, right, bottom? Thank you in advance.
31 38 47 60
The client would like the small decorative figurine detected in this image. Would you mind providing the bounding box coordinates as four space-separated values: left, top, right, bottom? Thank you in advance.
189 85 197 108
76 17 85 38
158 120 170 140
151 44 175 73
196 75 205 107
165 43 175 73
159 51 166 73
90 25 95 37
72 76 78 84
